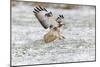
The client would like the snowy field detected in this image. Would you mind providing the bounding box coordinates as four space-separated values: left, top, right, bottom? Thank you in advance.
11 2 96 66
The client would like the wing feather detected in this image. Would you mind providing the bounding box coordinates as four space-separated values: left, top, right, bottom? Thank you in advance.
33 6 51 29
35 13 49 29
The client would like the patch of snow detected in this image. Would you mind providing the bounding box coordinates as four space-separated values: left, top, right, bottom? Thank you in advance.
11 3 95 66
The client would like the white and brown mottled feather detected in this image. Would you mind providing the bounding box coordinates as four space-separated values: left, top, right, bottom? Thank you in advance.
33 6 65 43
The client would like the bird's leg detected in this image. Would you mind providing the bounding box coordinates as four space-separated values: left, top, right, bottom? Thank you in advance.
58 29 63 40
59 34 65 39
61 35 65 39
58 30 65 40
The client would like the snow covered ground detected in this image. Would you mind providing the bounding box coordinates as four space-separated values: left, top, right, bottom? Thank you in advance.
11 2 96 66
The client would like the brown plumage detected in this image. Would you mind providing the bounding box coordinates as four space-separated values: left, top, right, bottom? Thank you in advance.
33 6 65 43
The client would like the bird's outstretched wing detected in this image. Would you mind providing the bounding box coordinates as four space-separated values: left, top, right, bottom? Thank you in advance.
33 6 53 29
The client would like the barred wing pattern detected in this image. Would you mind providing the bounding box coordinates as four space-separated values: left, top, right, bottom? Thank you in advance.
33 6 52 29
33 6 64 29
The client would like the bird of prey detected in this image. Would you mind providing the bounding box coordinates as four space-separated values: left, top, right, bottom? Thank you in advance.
33 6 65 43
